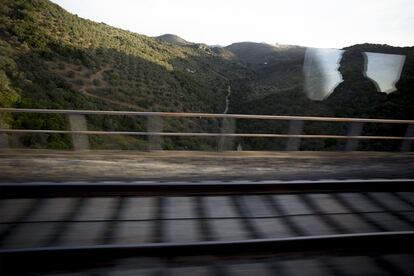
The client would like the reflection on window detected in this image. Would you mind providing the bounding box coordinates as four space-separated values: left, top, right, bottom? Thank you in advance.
303 48 405 100
365 52 405 93
303 48 344 100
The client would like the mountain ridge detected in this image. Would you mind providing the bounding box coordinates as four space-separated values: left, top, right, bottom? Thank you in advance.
155 33 192 45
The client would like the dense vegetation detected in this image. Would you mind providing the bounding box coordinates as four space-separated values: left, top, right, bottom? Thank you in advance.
229 43 414 151
0 0 247 149
0 0 413 151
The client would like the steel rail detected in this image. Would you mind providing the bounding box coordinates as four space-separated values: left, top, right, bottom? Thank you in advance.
1 231 413 273
0 128 413 140
1 107 414 124
1 179 413 198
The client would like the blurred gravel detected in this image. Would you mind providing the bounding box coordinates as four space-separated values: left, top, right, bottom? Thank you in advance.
0 150 413 182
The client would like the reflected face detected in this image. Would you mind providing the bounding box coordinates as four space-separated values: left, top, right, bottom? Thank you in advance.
304 48 405 100
338 52 366 80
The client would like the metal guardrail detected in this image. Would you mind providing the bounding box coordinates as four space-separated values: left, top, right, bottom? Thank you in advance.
0 108 413 151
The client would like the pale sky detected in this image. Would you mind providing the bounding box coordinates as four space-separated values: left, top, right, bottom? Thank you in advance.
51 0 413 48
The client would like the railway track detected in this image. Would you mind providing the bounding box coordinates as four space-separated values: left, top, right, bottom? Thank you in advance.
1 179 414 275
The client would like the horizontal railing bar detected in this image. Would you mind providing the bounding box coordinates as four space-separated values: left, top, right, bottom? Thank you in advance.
0 108 413 124
0 128 413 140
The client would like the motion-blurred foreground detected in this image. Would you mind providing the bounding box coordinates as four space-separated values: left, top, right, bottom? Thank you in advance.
1 148 414 275
1 176 414 275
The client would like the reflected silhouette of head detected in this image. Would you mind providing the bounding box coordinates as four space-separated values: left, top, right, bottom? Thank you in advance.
338 50 367 81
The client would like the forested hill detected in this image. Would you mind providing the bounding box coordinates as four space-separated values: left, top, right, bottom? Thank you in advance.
0 0 413 151
0 0 249 149
0 0 249 113
155 34 192 45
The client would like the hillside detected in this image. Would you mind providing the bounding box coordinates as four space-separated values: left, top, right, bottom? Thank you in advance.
155 34 192 45
0 0 250 150
225 42 306 100
230 43 414 151
0 0 413 151
225 42 303 64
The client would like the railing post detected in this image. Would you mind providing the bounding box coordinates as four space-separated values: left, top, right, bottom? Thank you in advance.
0 119 9 149
218 118 235 151
286 120 303 151
346 122 364 151
68 114 89 150
400 124 414 152
147 115 163 151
